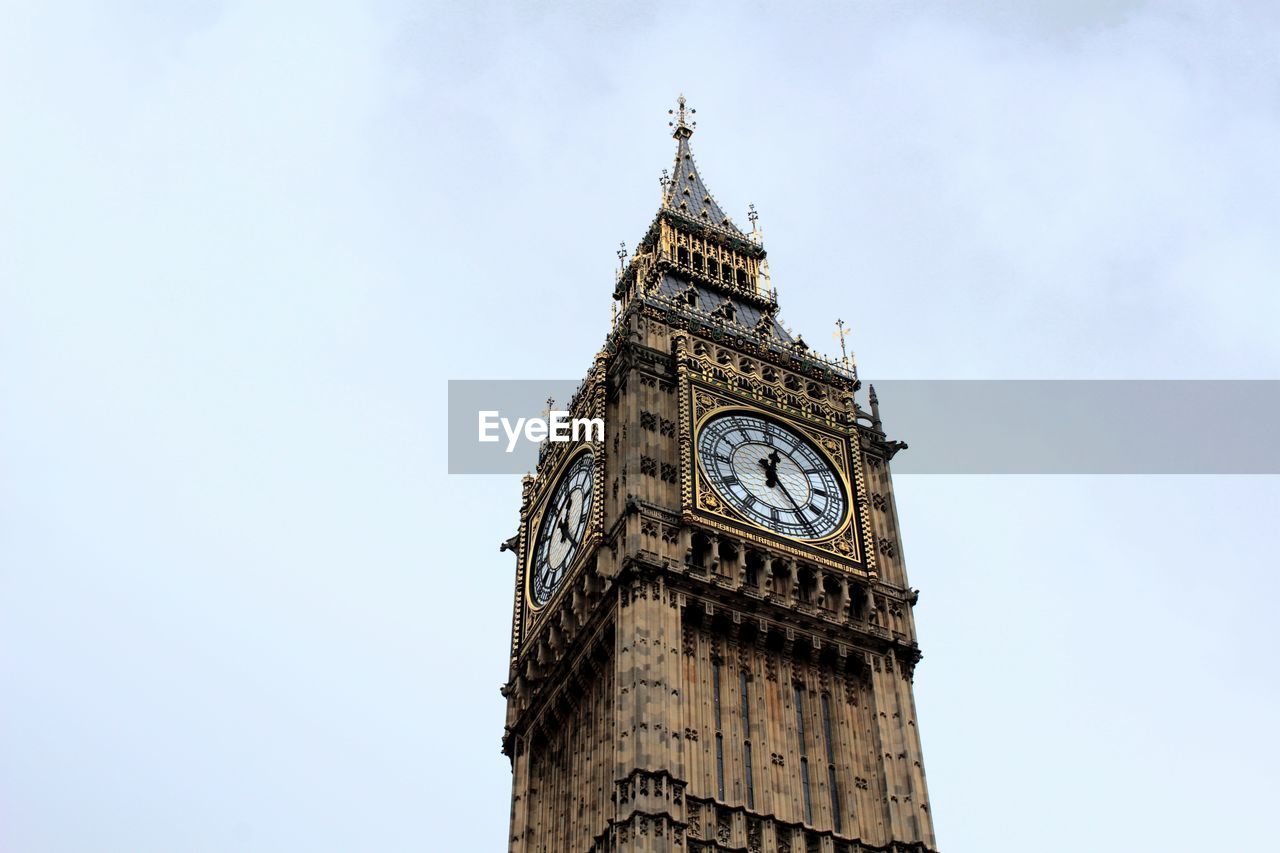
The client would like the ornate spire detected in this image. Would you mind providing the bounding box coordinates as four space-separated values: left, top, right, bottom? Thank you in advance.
661 95 743 235
615 96 769 310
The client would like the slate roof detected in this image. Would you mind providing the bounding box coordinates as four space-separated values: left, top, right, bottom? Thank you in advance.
653 274 793 342
662 134 744 235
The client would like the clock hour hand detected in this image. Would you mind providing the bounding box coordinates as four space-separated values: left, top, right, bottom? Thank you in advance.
557 513 578 547
757 449 780 488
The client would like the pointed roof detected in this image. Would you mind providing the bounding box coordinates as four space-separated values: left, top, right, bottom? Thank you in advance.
662 96 744 235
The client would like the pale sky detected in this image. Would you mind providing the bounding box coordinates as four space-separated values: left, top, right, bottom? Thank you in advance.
2 2 1278 851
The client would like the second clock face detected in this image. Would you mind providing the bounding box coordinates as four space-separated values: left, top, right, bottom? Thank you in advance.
697 412 847 540
529 451 594 607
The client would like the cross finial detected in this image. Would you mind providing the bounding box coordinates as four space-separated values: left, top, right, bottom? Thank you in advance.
617 241 627 267
541 396 556 421
668 94 695 138
748 203 758 226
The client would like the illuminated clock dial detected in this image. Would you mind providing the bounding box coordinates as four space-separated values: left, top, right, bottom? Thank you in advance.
697 412 847 539
529 451 594 607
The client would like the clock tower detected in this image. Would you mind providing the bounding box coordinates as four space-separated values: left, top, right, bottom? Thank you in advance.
502 98 939 853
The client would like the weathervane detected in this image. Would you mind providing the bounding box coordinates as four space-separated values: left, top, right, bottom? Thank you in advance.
833 318 852 367
668 94 696 137
617 241 627 271
541 396 555 421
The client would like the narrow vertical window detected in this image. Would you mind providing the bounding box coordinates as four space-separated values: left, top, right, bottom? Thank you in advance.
795 684 812 824
828 765 842 833
794 684 807 744
715 733 725 800
822 693 842 832
800 757 813 825
713 659 725 801
713 660 723 728
741 670 754 809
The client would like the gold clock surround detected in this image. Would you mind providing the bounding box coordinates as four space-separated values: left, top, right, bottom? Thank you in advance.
523 443 601 613
693 404 854 542
679 369 876 575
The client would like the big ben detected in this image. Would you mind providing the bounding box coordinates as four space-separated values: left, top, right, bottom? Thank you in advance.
502 98 938 853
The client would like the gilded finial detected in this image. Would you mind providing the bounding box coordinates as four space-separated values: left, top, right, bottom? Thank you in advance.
748 203 763 245
668 94 696 139
617 241 627 270
833 318 851 367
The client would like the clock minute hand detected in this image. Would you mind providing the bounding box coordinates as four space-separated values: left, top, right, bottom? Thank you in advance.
774 475 817 535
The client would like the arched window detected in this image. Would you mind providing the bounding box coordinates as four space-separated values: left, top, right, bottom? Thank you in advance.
744 550 764 587
823 574 843 613
769 560 790 597
717 538 737 574
796 565 815 603
690 532 711 568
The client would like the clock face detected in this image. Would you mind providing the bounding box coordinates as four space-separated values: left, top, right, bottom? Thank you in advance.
529 451 594 607
697 412 847 540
